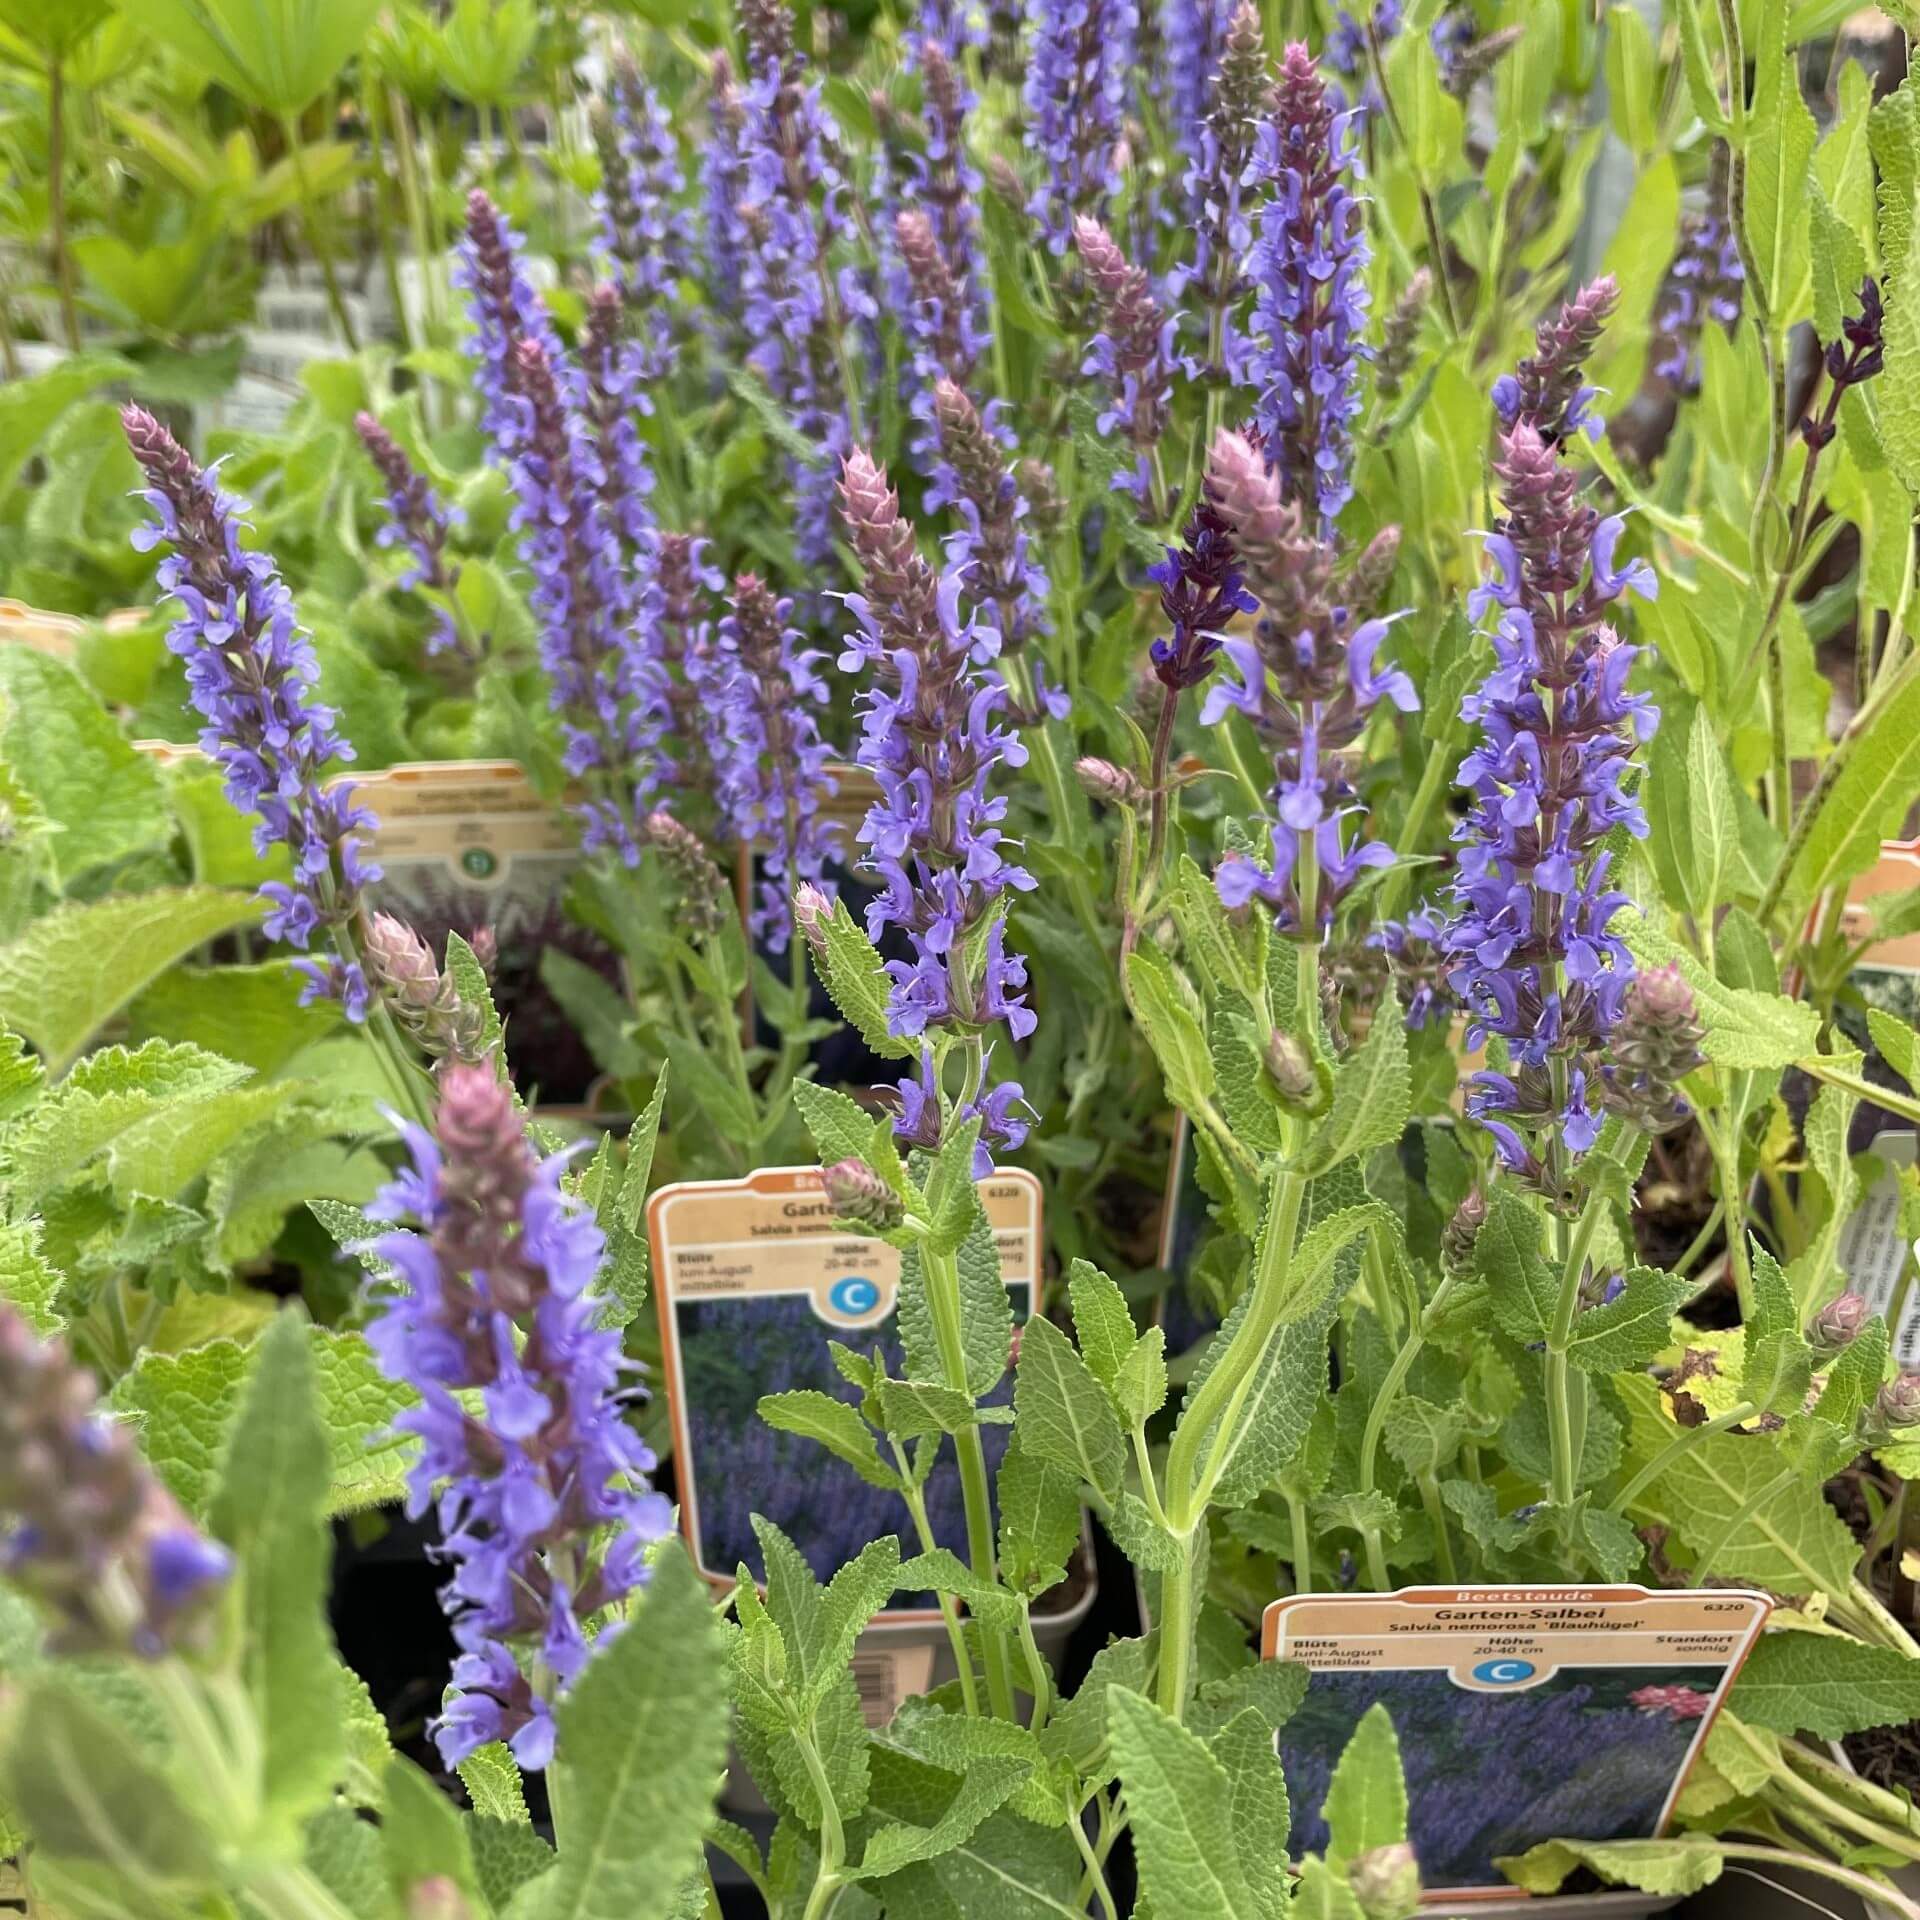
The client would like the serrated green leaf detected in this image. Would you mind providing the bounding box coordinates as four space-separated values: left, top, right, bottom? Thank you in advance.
853 1756 1027 1880
383 1756 485 1911
1728 1629 1920 1736
1322 1703 1408 1863
0 1222 64 1333
1126 945 1214 1117
1474 1186 1557 1345
1744 0 1817 328
1307 998 1409 1174
1108 1688 1263 1920
807 894 915 1059
1213 1707 1292 1918
128 961 341 1077
1067 1259 1135 1389
996 1433 1081 1597
1013 1312 1126 1503
528 1546 726 1920
459 1744 530 1824
1565 1267 1693 1374
208 1312 345 1832
1498 1838 1723 1898
758 1389 898 1489
1114 1323 1169 1427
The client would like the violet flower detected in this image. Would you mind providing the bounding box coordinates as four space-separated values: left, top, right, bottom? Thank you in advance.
1178 0 1269 386
737 0 860 575
455 189 578 457
0 1307 230 1657
1024 0 1138 253
655 530 724 802
124 406 379 1018
1202 426 1416 932
838 449 1037 1170
1149 495 1255 693
701 52 753 327
364 1063 671 1771
1251 43 1371 524
1492 275 1618 445
579 281 659 559
904 11 985 321
931 377 1053 674
1075 215 1177 511
355 411 464 658
1444 409 1658 1192
1168 0 1233 187
592 50 687 377
503 336 673 868
711 573 843 951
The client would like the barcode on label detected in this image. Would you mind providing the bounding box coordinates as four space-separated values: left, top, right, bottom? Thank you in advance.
850 1651 899 1728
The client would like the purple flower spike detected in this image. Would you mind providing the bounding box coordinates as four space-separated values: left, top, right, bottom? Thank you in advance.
1075 216 1178 510
737 0 856 576
1 1307 230 1657
503 337 673 867
711 574 843 950
1652 208 1743 395
124 405 378 1019
1252 44 1372 524
702 53 753 326
1201 425 1416 933
592 50 688 377
455 189 577 458
1443 416 1659 1195
1024 0 1138 253
579 282 659 559
356 411 464 658
1492 276 1619 445
364 1063 671 1771
1149 496 1255 692
837 449 1036 1171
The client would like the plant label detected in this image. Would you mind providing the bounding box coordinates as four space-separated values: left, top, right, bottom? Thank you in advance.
648 1163 1041 1620
1261 1583 1771 1896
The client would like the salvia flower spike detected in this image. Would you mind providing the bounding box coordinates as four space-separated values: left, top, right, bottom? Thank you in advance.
1253 43 1371 523
1024 0 1138 253
1445 397 1659 1193
1491 274 1619 445
363 1063 672 1770
1074 216 1178 513
710 573 843 951
0 1306 230 1656
592 50 687 376
123 405 380 1019
355 411 463 658
837 448 1037 1171
1201 425 1416 933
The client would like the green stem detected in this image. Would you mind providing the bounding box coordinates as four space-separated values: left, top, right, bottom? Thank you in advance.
241 1866 363 1920
1365 22 1459 337
1705 1112 1755 1315
1716 1841 1920 1920
796 1726 846 1920
1287 1493 1314 1596
48 60 80 352
280 114 361 353
1608 1400 1757 1517
1152 1525 1202 1722
921 1240 1019 1720
889 1436 982 1717
1069 1795 1121 1920
1545 1161 1621 1510
1017 1603 1054 1732
1417 1473 1458 1580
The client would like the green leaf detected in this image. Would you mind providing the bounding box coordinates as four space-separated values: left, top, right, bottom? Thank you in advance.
1564 1267 1693 1374
0 352 136 503
1125 946 1214 1117
1212 1707 1292 1915
383 1756 485 1911
853 1757 1027 1880
806 894 915 1059
1321 1704 1409 1863
473 1816 557 1914
1067 1259 1136 1390
897 1211 1015 1399
1498 1838 1723 1899
528 1547 726 1920
1616 912 1822 1068
996 1432 1082 1597
0 1222 65 1334
1113 1323 1169 1427
1728 1628 1920 1736
1381 1396 1468 1478
1778 662 1920 914
0 887 264 1074
1306 997 1409 1174
128 961 341 1076
443 930 506 1070
207 1312 344 1832
1674 0 1728 134
1108 1688 1263 1920
1685 704 1742 918
1743 0 1817 328
1474 1186 1557 1345
1603 5 1657 154
1013 1311 1126 1503
0 1673 219 1891
458 1745 530 1825
117 0 382 114
758 1389 898 1489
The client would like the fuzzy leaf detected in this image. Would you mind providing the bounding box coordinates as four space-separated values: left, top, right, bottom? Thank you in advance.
1013 1312 1126 1503
1307 993 1409 1173
1728 1630 1920 1736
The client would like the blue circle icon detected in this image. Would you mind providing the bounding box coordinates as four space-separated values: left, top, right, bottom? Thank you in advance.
829 1275 882 1317
1472 1658 1536 1685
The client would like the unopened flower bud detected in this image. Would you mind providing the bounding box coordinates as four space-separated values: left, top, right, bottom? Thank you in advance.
1015 458 1067 536
793 882 832 959
1075 757 1146 808
1442 1188 1489 1277
1871 1371 1920 1433
408 1879 477 1920
1350 1843 1422 1920
642 810 731 936
1375 270 1430 403
1807 1291 1870 1356
986 154 1024 211
1601 965 1705 1135
467 925 498 975
1263 1031 1317 1104
821 1158 904 1232
1443 25 1525 97
365 911 442 1010
1344 525 1402 613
